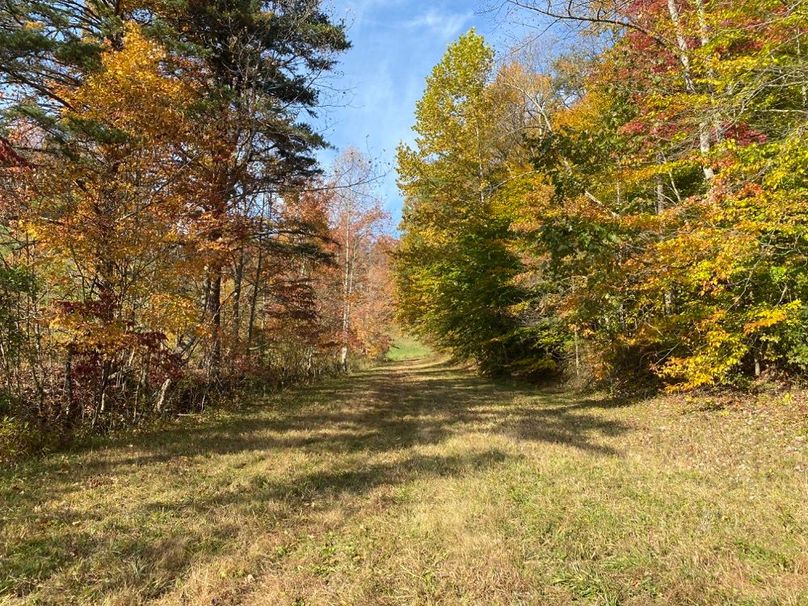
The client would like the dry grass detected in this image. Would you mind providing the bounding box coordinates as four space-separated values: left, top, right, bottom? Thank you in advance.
1 358 807 605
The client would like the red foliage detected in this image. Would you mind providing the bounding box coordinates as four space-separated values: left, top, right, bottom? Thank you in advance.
0 137 28 168
724 123 768 146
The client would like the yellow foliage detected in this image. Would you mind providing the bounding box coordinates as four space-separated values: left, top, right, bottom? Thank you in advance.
61 23 193 141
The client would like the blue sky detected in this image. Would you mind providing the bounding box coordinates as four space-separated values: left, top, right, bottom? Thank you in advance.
314 1 533 227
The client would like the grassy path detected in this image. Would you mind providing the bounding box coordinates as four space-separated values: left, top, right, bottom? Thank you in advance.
1 359 807 605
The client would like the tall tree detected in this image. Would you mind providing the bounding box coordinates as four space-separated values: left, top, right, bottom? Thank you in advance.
329 149 387 370
503 0 808 388
159 0 349 378
396 31 557 375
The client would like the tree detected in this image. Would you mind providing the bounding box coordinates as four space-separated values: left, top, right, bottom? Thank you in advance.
328 149 388 370
158 0 350 379
0 1 377 442
503 0 808 388
12 24 199 422
396 31 558 375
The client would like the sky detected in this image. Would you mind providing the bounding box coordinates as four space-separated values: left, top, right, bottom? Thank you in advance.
314 0 539 228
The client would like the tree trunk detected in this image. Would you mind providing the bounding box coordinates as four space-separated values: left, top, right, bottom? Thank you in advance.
63 347 73 422
247 219 265 351
340 207 352 372
667 0 715 181
207 269 222 380
231 244 245 363
656 175 666 215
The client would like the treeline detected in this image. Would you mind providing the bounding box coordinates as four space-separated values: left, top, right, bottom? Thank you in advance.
0 1 393 454
396 0 807 390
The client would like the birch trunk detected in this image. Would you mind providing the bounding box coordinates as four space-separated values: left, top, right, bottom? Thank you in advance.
667 0 715 181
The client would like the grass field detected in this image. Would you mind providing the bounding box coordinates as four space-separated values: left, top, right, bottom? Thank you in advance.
385 333 434 362
1 357 807 605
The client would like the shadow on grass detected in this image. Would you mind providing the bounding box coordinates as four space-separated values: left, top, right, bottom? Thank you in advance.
0 358 633 601
5 360 633 484
63 359 629 467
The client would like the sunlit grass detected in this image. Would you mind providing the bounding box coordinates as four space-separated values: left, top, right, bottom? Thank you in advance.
1 362 806 605
385 333 433 362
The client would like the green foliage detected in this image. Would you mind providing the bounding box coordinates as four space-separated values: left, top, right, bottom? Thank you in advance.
395 31 562 376
0 264 35 361
397 2 808 389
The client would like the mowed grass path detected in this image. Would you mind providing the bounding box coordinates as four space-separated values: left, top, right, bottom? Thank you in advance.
1 359 807 605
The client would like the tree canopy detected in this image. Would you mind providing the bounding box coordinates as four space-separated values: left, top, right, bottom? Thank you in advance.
396 1 808 390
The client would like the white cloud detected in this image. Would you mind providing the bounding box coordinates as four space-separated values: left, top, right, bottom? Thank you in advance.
405 8 473 40
333 0 407 33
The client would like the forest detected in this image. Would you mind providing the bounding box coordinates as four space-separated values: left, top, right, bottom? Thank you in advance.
397 0 808 391
0 0 396 455
1 0 803 462
0 0 806 604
